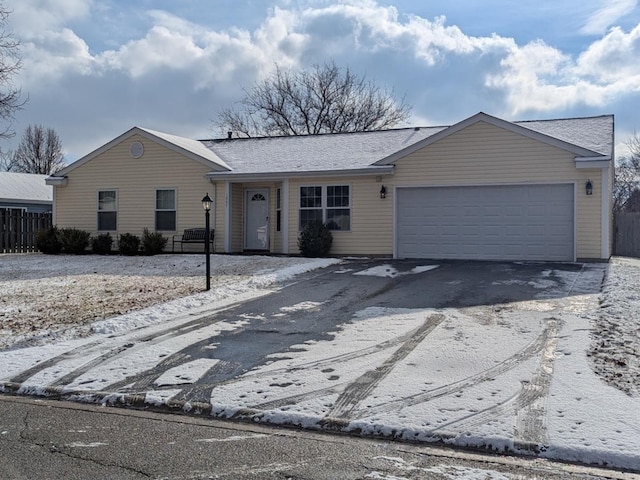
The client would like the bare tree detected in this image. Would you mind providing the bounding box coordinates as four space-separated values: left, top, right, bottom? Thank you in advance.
216 62 411 137
614 132 640 212
0 4 24 142
5 124 66 174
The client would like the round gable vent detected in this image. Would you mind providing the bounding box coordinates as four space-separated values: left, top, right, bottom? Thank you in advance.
129 141 144 158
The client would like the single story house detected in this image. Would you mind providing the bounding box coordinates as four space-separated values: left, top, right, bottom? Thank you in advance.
46 112 614 261
0 172 53 213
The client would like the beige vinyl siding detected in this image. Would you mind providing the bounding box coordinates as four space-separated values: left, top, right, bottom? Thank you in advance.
54 134 213 249
390 121 603 259
284 121 603 258
288 176 393 256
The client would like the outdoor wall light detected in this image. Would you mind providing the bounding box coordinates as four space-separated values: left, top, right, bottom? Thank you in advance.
380 185 387 199
202 193 213 290
586 180 593 196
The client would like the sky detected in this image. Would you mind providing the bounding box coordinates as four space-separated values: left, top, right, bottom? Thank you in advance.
4 0 640 162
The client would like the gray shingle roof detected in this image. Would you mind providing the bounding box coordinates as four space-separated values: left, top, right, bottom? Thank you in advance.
202 114 613 176
515 115 613 157
202 127 446 175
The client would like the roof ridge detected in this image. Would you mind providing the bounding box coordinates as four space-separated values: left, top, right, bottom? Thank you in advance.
515 114 614 124
201 125 448 143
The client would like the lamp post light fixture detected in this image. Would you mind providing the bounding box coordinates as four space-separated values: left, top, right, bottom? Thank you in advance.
380 185 387 199
202 193 212 291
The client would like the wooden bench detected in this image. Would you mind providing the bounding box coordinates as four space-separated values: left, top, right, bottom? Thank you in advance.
172 228 215 253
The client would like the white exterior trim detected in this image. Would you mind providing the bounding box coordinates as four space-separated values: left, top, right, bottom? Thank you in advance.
224 181 231 253
575 160 611 169
45 176 67 186
601 165 611 259
282 179 290 254
205 166 394 182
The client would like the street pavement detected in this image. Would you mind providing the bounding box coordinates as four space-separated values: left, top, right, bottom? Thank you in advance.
2 394 637 480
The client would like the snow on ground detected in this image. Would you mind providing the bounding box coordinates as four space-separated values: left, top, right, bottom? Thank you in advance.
1 253 640 471
588 256 640 396
0 253 339 350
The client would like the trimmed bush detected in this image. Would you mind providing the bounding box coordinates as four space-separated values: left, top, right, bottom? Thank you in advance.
141 228 168 256
298 220 333 258
119 233 140 256
36 226 62 254
59 228 91 254
92 233 113 255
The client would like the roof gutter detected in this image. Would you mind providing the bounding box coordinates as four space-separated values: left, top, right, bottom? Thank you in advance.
45 176 68 186
575 156 611 169
205 165 394 182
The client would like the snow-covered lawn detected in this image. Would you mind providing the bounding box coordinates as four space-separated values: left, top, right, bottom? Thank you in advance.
0 253 338 350
1 253 640 471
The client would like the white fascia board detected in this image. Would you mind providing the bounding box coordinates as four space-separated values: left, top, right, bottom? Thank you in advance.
45 176 68 186
575 159 611 169
205 166 394 181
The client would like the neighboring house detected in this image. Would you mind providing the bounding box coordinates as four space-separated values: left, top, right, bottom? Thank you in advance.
46 112 614 261
0 172 53 213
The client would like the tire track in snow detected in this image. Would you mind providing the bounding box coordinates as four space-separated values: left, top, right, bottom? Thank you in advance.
326 313 445 419
349 318 559 418
8 309 231 386
422 317 561 450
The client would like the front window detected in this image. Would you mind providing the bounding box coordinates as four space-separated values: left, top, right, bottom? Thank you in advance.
155 189 176 231
299 185 350 231
326 185 351 230
97 190 117 231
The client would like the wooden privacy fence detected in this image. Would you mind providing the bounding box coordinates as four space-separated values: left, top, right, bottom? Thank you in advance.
614 212 640 258
0 208 52 254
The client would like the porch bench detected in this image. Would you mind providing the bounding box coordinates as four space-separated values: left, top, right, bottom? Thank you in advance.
172 228 215 253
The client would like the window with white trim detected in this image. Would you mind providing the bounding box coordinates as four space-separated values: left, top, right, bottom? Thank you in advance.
299 185 350 231
155 189 176 231
97 190 117 231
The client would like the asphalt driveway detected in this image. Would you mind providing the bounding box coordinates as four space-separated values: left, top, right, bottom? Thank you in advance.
3 258 624 466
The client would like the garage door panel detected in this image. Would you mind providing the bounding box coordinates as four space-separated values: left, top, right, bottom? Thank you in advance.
396 185 574 261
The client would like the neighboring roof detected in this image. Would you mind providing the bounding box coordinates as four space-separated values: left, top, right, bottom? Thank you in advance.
0 172 53 204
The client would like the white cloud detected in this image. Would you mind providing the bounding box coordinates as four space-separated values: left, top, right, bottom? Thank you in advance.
12 0 92 37
6 0 640 160
581 0 638 35
487 23 640 115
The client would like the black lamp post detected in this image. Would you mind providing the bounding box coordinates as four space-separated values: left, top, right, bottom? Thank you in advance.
202 193 212 291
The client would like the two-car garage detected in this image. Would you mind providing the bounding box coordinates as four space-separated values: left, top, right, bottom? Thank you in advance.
395 184 575 261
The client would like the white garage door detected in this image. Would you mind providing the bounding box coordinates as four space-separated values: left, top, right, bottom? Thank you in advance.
396 184 574 261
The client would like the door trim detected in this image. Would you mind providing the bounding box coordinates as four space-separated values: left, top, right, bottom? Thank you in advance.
244 188 270 251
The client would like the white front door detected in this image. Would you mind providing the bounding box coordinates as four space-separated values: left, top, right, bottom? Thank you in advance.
245 188 270 250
